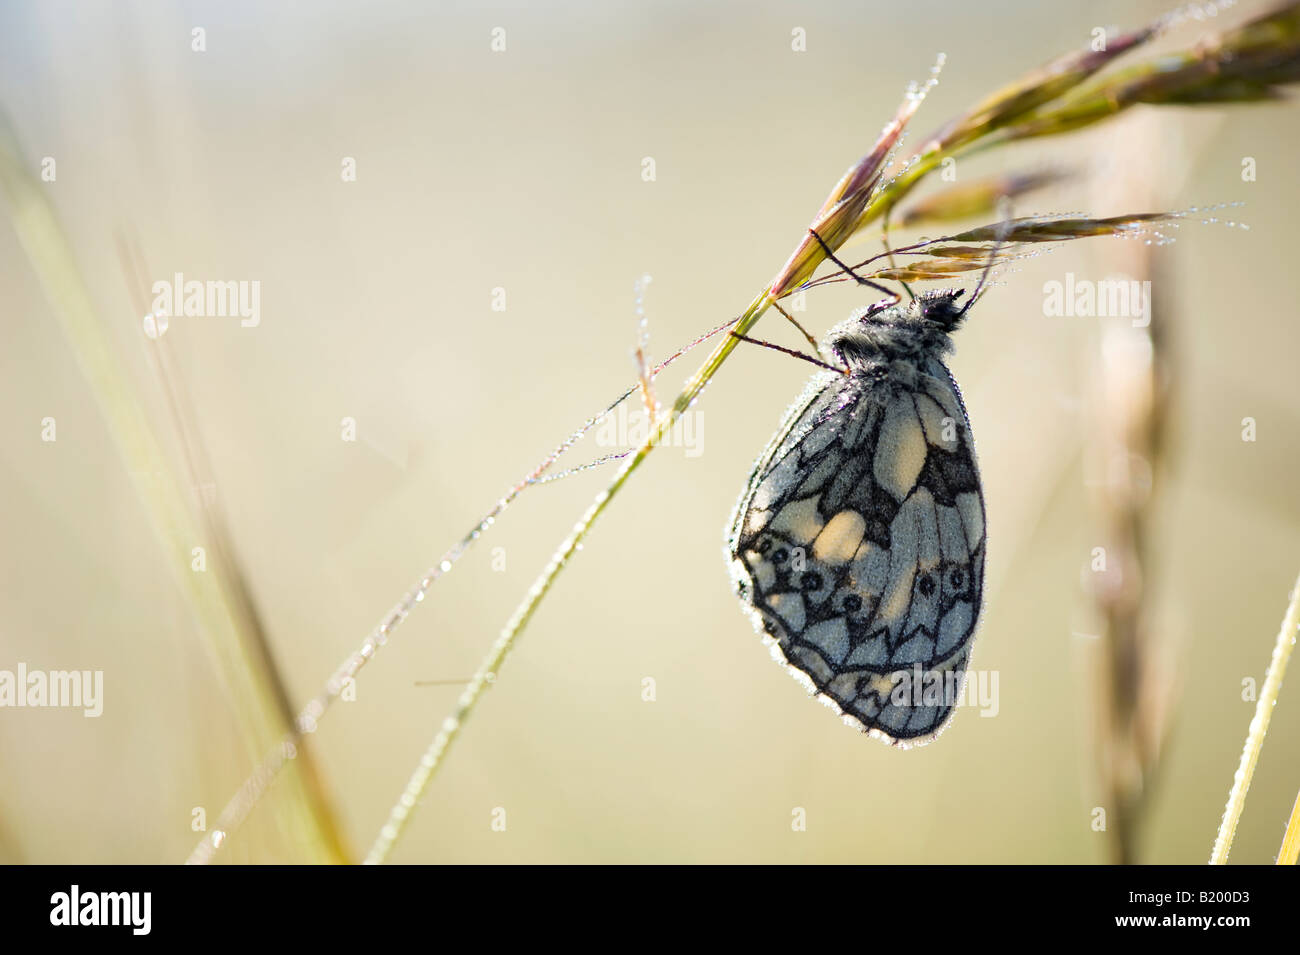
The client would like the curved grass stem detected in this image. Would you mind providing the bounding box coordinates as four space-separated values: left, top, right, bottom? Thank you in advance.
188 319 739 863
363 289 771 863
1210 570 1300 864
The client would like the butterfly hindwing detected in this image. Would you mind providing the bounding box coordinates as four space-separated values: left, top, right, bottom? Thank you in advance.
727 354 985 746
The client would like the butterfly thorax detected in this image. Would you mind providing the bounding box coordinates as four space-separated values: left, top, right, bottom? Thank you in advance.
821 289 966 370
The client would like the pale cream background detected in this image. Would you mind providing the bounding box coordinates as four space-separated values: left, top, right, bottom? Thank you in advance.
0 0 1296 863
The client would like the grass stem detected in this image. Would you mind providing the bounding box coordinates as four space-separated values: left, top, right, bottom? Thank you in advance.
1279 790 1300 865
1210 570 1300 864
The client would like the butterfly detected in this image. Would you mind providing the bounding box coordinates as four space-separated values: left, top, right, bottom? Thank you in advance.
725 286 985 746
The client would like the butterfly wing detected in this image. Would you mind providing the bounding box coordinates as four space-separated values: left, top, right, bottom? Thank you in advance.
726 358 985 746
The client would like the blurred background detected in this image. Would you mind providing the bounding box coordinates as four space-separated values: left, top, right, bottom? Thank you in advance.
0 0 1296 864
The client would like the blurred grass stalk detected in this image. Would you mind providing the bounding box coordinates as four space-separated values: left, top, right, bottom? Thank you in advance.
1210 571 1300 863
0 128 347 863
1087 240 1175 866
367 2 1300 862
1081 106 1210 866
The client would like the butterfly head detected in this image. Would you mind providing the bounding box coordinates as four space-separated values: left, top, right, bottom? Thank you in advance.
915 287 969 331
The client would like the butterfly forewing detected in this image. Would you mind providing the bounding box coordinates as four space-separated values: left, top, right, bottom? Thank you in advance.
727 326 985 746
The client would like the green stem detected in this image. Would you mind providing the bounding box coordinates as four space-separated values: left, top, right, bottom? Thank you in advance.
1210 570 1300 864
362 288 770 863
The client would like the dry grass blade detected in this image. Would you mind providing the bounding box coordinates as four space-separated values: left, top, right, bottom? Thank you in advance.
993 2 1300 141
770 92 927 298
947 211 1186 243
865 253 1026 283
0 124 347 863
802 211 1188 289
864 4 1300 231
894 170 1070 228
861 21 1166 227
117 234 350 865
925 25 1158 155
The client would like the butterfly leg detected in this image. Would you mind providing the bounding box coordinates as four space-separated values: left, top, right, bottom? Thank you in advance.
729 330 848 376
726 292 849 375
769 299 825 357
